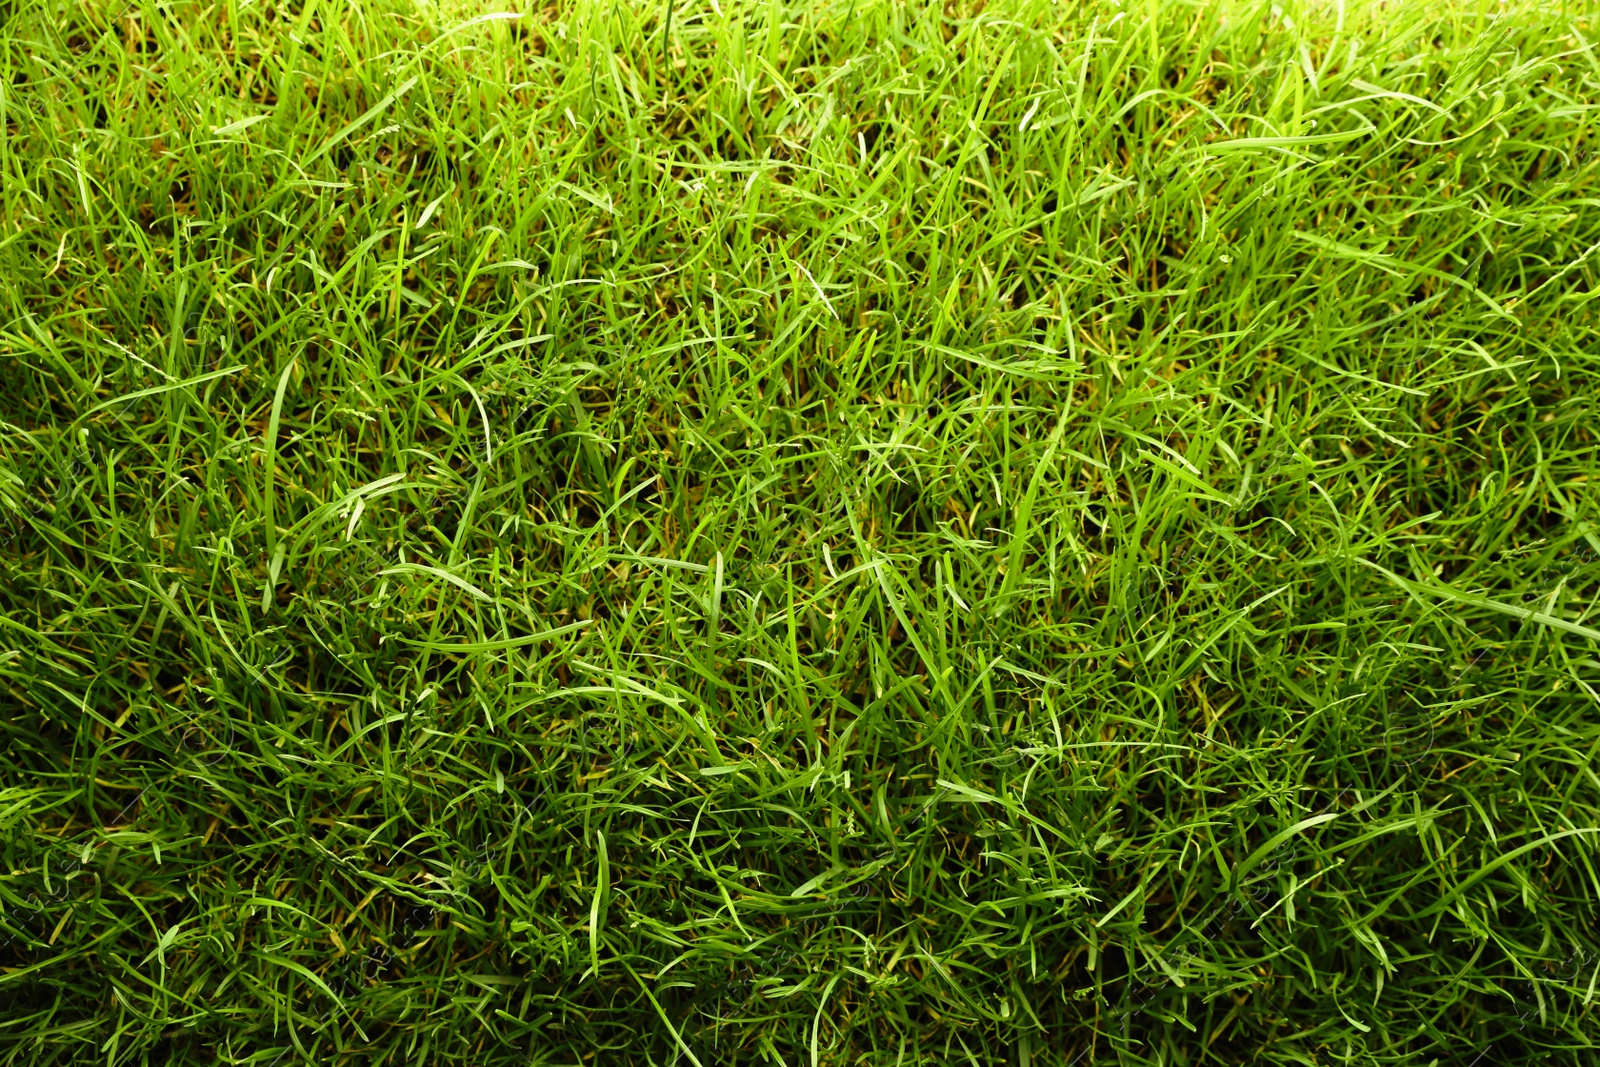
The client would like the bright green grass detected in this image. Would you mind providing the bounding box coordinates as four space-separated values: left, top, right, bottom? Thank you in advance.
2 0 1600 1063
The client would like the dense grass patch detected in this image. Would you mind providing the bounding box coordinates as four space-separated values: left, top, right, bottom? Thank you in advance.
2 0 1599 1063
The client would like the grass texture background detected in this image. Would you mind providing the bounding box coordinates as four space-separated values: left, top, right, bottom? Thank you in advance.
2 0 1600 1063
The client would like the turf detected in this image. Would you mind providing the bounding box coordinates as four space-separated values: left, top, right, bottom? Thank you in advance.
2 0 1599 1063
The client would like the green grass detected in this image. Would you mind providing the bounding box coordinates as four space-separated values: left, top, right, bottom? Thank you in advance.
2 0 1600 1063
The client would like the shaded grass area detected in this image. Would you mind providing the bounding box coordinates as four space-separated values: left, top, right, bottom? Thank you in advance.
2 0 1599 1062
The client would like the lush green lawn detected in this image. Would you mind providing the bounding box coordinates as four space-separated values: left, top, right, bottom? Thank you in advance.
2 0 1599 1063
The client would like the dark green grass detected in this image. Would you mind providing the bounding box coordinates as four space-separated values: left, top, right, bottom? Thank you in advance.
3 0 1600 1063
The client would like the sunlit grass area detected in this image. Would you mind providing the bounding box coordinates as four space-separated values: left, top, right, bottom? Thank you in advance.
2 0 1599 1063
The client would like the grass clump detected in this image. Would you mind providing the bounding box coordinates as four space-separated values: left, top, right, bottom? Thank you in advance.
3 0 1600 1063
